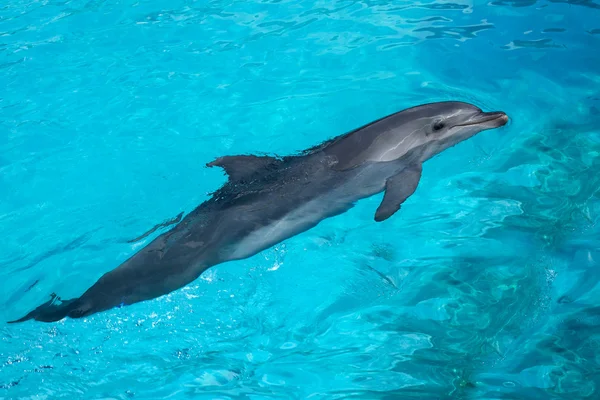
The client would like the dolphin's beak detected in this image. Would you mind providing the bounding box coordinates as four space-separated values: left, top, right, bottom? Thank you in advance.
458 111 508 128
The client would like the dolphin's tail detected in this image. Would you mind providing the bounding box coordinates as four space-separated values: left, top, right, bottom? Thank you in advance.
7 293 84 324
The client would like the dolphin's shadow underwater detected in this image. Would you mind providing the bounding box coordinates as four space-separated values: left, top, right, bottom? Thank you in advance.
9 101 508 324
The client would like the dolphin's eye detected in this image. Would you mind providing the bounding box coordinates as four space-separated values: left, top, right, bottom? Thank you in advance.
432 121 445 132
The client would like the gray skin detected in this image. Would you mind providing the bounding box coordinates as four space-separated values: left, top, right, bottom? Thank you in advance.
8 101 508 323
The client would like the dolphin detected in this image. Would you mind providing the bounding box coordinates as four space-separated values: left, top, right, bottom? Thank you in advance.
8 101 508 323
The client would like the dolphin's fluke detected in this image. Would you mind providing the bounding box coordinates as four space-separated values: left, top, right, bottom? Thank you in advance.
7 293 81 324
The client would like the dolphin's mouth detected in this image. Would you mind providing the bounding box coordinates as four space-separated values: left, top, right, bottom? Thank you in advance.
456 111 508 128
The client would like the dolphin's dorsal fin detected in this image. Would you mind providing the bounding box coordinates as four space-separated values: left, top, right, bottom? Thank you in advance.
207 154 282 181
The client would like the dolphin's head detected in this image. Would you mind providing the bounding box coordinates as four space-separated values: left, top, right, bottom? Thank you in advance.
324 101 508 170
401 101 508 162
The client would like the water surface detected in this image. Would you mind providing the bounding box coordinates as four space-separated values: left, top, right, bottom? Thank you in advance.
1 0 600 398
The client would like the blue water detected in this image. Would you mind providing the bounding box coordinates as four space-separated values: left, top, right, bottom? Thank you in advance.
2 0 600 398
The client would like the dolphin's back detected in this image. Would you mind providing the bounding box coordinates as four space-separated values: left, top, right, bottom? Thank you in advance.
205 154 401 262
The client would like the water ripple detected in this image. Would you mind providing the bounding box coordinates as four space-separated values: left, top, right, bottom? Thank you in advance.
1 0 600 398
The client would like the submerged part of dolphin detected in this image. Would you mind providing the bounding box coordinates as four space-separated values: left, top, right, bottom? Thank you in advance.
8 101 508 324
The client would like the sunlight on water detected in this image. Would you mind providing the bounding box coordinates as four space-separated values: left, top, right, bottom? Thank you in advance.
1 0 600 398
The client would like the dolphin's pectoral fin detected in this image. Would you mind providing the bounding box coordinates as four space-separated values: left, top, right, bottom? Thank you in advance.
374 164 422 222
207 154 282 181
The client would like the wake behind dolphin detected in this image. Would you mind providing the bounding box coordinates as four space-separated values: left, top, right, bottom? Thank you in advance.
9 101 508 324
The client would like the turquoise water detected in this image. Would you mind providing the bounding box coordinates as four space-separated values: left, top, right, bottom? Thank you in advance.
2 0 600 398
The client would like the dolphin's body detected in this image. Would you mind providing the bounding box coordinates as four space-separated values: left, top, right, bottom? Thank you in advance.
9 101 508 323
